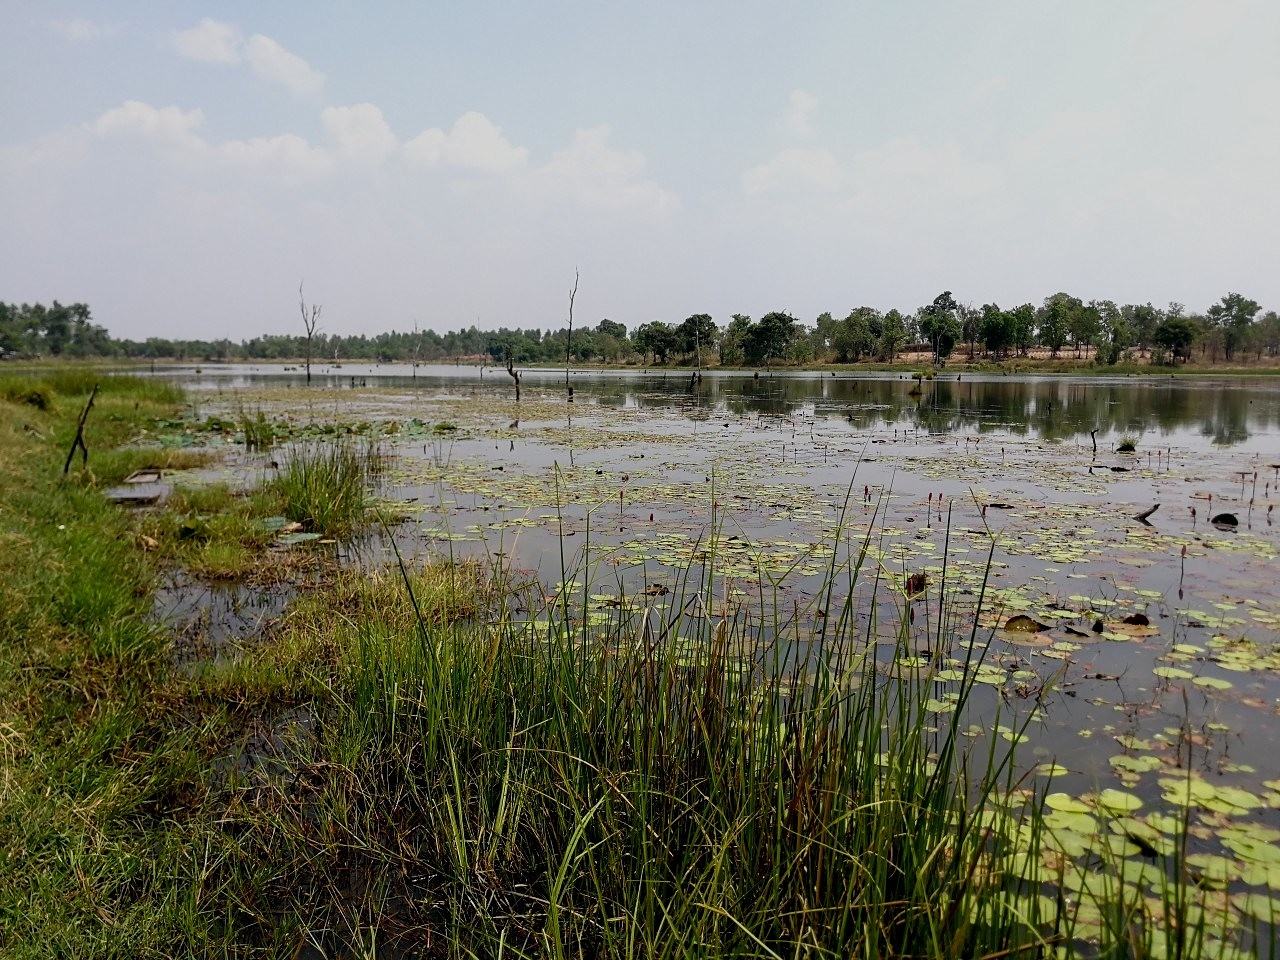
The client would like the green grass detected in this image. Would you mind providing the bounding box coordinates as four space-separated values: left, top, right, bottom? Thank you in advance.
240 406 276 452
269 438 383 536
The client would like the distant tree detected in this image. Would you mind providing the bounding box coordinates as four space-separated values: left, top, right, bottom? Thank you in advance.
788 323 814 364
676 313 718 362
1256 311 1280 358
918 291 960 360
596 318 627 340
1008 304 1036 355
958 303 981 360
1206 292 1261 361
834 307 880 362
633 321 677 364
744 311 797 365
811 311 838 361
1155 317 1197 362
1118 302 1160 358
0 303 20 355
980 303 1014 357
1036 292 1080 357
1070 301 1103 358
298 282 322 385
879 309 907 361
718 314 751 366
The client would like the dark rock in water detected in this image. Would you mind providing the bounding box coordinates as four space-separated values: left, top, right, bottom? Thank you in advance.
1211 512 1239 529
1122 613 1150 626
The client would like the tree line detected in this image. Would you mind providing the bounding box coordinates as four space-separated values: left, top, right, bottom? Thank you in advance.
3 292 1278 367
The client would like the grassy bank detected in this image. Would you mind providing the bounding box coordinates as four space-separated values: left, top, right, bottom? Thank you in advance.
0 370 1270 958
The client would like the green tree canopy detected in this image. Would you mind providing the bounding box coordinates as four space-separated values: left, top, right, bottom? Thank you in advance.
1207 292 1261 361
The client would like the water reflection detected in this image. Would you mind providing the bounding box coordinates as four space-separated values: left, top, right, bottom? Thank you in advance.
172 365 1280 451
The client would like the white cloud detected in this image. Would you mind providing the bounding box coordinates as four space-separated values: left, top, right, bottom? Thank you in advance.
92 100 206 150
534 125 680 219
244 34 325 96
1160 0 1258 52
0 127 89 174
403 112 528 174
172 18 240 64
783 89 819 137
845 137 1003 222
972 75 1006 99
323 104 398 166
50 18 114 43
1009 107 1126 167
171 19 324 94
217 133 332 183
742 147 843 195
81 100 330 183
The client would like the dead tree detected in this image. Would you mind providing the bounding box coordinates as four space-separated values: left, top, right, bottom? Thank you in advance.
62 383 99 475
298 281 322 385
506 352 521 401
565 268 578 401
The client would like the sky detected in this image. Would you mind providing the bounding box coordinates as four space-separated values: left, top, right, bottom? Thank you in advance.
2 1 1277 342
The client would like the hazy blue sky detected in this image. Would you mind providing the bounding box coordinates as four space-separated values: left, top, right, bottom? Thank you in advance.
2 1 1276 341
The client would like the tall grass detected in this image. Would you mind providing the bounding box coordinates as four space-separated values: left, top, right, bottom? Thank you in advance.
258 502 1053 958
269 438 383 536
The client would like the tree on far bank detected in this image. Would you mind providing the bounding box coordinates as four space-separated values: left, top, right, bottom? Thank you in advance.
833 307 880 362
633 321 677 364
596 318 627 340
718 314 751 366
1256 311 1280 359
959 303 981 360
918 291 960 361
1037 292 1081 358
980 303 1014 358
677 313 718 363
744 311 797 365
879 309 907 361
1155 316 1197 363
1120 303 1161 357
1207 292 1261 362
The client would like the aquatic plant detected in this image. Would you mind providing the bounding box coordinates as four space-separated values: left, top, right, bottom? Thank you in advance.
257 497 1048 957
239 407 276 452
269 438 383 536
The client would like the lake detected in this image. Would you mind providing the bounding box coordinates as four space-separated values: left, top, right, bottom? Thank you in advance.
163 362 1280 939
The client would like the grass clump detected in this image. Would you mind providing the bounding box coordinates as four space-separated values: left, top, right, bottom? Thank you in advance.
0 376 53 409
187 515 1053 958
240 406 276 451
269 439 382 536
1117 434 1138 452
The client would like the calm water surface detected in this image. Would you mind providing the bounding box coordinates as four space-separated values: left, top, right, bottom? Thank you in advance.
166 364 1280 893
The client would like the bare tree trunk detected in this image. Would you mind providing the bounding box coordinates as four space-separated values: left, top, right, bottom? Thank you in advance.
62 383 98 475
565 268 578 401
299 281 322 386
506 353 521 401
